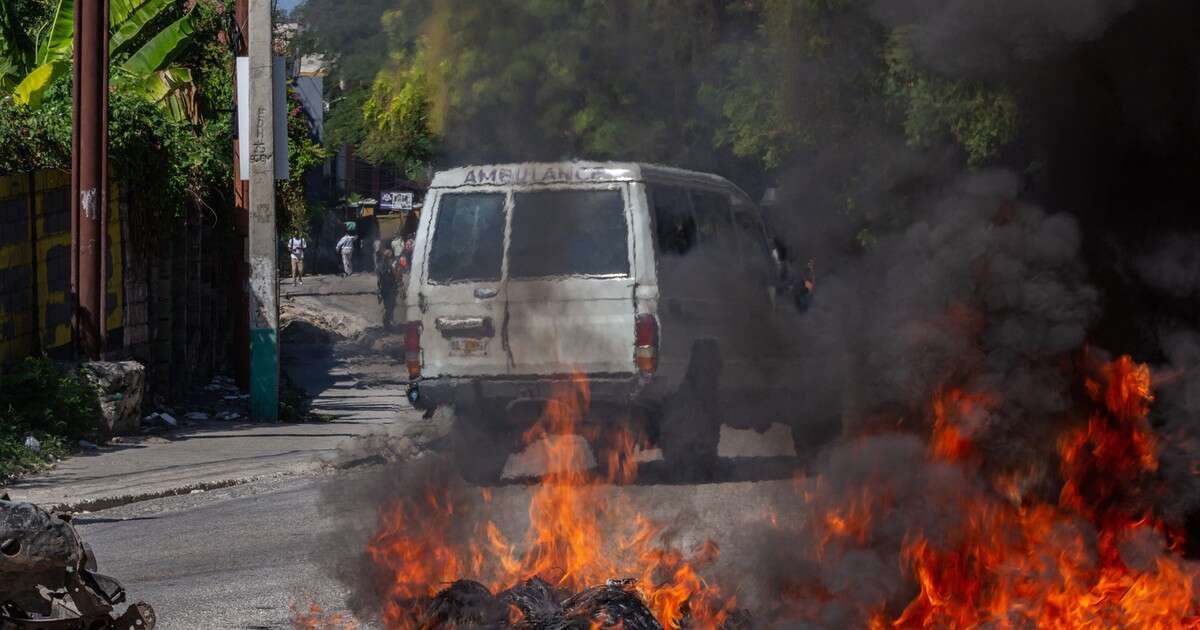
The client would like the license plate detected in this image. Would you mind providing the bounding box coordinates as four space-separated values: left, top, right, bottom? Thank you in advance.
449 337 488 356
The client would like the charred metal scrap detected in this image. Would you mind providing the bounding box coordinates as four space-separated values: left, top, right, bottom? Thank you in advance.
409 578 751 630
0 495 155 630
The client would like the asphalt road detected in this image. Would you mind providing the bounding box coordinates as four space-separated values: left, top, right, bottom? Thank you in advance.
76 476 355 630
76 425 809 630
69 274 812 629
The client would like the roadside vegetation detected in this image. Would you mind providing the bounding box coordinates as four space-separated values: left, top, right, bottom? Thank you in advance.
0 358 99 481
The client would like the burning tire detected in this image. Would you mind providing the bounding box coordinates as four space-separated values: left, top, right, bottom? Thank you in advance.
451 406 511 485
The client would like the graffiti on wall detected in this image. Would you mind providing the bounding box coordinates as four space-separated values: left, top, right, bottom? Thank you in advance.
0 170 124 363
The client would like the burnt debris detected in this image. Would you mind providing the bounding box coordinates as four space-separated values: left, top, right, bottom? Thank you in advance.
0 494 155 630
401 578 748 630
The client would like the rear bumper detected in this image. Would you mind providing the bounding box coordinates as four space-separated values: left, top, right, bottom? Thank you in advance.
407 373 669 417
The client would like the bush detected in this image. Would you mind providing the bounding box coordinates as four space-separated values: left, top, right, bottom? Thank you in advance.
0 358 100 480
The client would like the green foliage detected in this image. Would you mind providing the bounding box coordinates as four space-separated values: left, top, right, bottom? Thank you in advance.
108 79 208 213
0 358 101 480
0 1 232 230
8 0 200 119
294 0 396 159
344 0 1022 181
294 0 396 87
355 0 764 176
703 42 800 171
0 1 49 91
34 0 72 65
0 90 71 172
882 34 1018 166
278 89 328 238
323 86 369 149
109 0 177 55
359 53 434 177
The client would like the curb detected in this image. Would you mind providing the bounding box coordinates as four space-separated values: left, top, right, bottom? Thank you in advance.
28 448 398 514
37 472 301 514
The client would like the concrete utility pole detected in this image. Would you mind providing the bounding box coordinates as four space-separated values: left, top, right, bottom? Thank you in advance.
247 0 279 420
72 0 109 359
231 0 251 391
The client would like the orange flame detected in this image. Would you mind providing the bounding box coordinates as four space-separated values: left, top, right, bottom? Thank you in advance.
292 603 360 630
360 374 732 629
879 356 1200 628
930 387 997 463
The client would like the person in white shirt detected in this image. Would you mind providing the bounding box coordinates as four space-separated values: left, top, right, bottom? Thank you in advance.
287 233 307 284
335 231 357 276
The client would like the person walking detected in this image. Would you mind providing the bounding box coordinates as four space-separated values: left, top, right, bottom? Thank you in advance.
287 232 307 284
396 237 415 294
376 246 399 330
335 230 357 276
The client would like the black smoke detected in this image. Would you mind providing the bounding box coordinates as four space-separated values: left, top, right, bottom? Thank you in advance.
752 0 1200 624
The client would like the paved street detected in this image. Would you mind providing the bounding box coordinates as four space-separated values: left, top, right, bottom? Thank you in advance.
77 432 805 630
8 273 809 629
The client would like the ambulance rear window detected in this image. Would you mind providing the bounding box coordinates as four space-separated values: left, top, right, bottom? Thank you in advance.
508 189 629 279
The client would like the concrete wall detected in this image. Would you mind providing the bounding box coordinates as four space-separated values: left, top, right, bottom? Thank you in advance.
0 170 124 363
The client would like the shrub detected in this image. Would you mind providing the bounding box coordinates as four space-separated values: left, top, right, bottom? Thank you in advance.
0 357 100 480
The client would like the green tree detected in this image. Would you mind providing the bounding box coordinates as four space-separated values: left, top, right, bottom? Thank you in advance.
324 0 1024 243
881 32 1018 167
355 0 761 179
358 51 434 177
278 89 329 237
293 0 400 156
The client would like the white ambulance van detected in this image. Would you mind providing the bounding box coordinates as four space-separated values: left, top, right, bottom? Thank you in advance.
403 162 826 482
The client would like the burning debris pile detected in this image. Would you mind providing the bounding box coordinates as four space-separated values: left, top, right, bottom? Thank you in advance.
354 575 747 630
305 376 742 630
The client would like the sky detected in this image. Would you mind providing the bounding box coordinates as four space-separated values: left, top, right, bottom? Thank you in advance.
277 0 303 13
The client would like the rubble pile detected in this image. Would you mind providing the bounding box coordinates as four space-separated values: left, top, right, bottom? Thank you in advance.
78 361 146 436
281 297 371 342
399 578 750 630
0 495 155 629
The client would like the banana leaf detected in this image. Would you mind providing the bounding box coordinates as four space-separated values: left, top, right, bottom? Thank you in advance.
34 0 73 66
109 0 139 28
110 0 175 56
13 60 67 107
120 13 194 76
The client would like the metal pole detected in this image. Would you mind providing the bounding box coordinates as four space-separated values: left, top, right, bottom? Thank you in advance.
72 0 108 359
231 0 251 390
247 0 278 421
70 0 79 353
100 0 110 353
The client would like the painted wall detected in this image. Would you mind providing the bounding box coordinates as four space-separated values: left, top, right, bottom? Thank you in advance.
0 170 124 362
